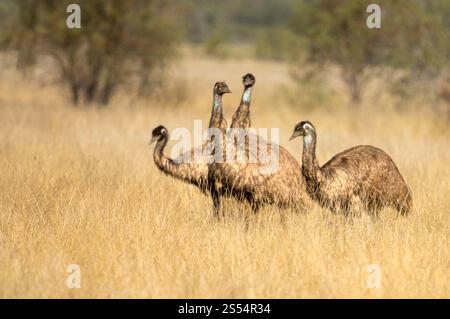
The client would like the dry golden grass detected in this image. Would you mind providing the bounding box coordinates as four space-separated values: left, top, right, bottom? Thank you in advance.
0 52 449 298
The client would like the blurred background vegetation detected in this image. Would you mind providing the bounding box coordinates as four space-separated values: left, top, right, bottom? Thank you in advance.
0 0 448 112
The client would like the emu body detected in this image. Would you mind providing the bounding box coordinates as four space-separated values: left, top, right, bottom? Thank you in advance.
208 137 312 215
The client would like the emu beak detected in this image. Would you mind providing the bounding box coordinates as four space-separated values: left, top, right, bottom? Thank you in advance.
149 136 157 145
225 88 231 94
289 131 301 141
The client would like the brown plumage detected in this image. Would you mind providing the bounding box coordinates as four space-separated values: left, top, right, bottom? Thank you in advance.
290 121 412 216
149 82 230 194
208 75 311 217
150 125 210 190
208 139 312 216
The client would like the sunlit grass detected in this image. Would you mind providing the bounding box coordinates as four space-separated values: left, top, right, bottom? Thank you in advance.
0 52 449 298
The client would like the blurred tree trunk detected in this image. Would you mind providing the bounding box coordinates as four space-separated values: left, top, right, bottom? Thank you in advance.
99 79 115 106
84 63 101 104
70 82 81 105
343 67 364 106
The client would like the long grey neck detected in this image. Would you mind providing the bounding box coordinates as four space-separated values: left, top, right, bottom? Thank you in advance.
209 92 223 129
153 136 204 188
241 86 252 105
213 92 222 112
153 136 181 178
238 86 252 115
301 132 321 184
230 86 252 129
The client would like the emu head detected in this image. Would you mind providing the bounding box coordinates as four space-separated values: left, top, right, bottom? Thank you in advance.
214 82 231 95
242 73 256 88
149 125 168 145
290 121 315 141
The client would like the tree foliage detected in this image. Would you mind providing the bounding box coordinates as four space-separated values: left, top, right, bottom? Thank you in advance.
290 0 449 104
3 0 180 105
183 0 294 43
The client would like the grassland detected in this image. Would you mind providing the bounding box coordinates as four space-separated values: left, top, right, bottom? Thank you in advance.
0 51 449 298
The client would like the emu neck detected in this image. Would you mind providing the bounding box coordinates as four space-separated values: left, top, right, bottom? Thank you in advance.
241 86 252 106
301 132 321 184
153 137 184 181
208 92 225 131
213 92 222 113
231 86 252 129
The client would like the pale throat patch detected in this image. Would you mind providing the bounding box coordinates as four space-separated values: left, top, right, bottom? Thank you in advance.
242 87 252 103
213 94 222 111
303 134 313 148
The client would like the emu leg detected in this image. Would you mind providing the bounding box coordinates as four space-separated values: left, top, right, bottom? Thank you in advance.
252 204 260 215
211 190 222 219
366 199 382 220
394 195 411 216
347 195 363 218
249 200 261 214
244 193 260 214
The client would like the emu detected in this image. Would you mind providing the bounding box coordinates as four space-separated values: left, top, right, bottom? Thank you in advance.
149 82 230 193
290 121 412 216
208 74 311 217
